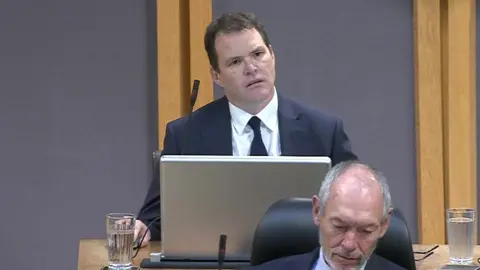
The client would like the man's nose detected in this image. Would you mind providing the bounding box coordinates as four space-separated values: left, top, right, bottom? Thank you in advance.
341 231 358 251
243 59 258 74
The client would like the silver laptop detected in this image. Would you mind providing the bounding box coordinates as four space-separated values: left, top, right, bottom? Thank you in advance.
159 155 331 262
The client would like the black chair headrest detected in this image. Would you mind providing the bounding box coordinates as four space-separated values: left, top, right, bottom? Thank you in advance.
250 197 416 270
152 150 162 169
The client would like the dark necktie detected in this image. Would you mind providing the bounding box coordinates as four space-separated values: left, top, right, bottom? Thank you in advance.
247 116 268 156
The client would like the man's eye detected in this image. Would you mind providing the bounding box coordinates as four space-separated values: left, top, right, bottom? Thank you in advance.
229 59 241 66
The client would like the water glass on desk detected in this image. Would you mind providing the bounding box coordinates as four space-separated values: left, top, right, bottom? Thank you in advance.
447 208 475 264
106 213 136 270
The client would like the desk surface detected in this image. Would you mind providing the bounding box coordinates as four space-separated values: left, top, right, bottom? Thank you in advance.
414 244 480 269
78 240 480 270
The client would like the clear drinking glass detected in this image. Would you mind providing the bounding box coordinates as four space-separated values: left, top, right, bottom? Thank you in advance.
446 208 475 264
106 213 136 270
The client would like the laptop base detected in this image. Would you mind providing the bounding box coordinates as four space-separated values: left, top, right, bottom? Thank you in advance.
139 257 250 269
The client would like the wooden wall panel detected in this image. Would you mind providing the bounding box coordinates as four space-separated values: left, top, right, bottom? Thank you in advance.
415 0 477 244
442 0 477 242
188 0 214 111
157 0 213 148
414 0 445 244
157 0 189 147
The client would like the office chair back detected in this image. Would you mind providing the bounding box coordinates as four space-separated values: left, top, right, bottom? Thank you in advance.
250 197 416 270
152 150 162 169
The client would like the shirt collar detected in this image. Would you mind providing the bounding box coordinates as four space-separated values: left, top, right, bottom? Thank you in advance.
316 247 332 270
229 88 278 134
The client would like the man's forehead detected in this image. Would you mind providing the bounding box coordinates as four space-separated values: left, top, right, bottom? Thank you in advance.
329 210 382 226
325 177 384 221
332 168 380 195
215 29 266 53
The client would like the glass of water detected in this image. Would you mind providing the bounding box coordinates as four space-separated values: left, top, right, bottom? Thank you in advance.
106 213 136 270
446 208 475 264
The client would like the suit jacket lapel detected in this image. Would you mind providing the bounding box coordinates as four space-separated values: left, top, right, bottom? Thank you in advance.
198 95 320 156
364 253 385 270
278 95 314 156
199 96 233 155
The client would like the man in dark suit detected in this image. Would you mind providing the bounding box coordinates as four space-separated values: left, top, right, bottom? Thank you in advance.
244 161 405 270
134 12 358 246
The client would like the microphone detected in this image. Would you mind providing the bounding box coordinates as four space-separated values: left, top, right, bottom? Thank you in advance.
218 234 227 270
182 79 200 155
190 79 200 110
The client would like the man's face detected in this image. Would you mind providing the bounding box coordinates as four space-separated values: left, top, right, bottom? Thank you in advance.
211 28 276 112
312 180 391 270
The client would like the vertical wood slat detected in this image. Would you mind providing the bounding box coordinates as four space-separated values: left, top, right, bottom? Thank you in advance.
414 0 477 244
157 0 213 148
188 0 214 111
157 0 189 147
442 0 477 242
413 0 446 244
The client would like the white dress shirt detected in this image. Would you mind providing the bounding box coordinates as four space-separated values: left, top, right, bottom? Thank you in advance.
228 89 281 156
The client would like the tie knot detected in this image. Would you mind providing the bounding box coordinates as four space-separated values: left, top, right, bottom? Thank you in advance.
247 116 262 132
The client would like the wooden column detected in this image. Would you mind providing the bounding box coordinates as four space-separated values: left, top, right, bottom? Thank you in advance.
188 0 214 111
442 0 477 241
414 0 477 244
156 0 214 147
414 0 446 244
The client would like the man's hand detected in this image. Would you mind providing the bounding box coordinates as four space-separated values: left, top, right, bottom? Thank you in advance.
134 220 151 248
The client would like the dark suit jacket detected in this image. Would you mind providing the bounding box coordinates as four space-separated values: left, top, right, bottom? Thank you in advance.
244 247 407 270
137 94 358 239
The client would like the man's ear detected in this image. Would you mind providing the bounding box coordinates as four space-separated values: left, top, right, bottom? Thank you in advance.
379 208 393 238
210 66 223 87
312 195 321 226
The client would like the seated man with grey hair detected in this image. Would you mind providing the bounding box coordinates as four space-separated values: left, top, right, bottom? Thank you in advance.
246 160 406 270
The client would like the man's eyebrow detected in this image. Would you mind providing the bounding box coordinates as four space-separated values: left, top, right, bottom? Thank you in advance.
330 217 345 223
361 223 379 228
251 46 265 52
330 217 379 228
226 55 242 62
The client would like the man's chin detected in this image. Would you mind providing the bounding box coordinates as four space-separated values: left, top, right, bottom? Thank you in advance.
329 262 362 270
244 91 273 108
330 255 363 269
331 266 361 270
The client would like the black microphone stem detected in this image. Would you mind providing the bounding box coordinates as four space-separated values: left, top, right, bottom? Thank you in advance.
218 234 227 270
182 79 200 155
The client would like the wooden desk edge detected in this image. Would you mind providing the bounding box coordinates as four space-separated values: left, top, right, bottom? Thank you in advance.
77 240 480 270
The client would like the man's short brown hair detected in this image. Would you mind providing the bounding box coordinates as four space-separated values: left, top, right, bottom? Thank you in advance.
204 12 271 72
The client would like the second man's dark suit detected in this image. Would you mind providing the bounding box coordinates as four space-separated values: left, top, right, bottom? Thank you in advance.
137 94 358 240
243 247 407 270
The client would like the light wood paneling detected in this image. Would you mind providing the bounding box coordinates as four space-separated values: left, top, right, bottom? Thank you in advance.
414 0 445 244
188 0 214 111
441 0 477 241
157 0 189 147
156 0 213 148
414 0 477 244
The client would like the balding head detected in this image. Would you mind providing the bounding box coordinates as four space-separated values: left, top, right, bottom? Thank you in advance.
317 161 391 221
311 161 393 270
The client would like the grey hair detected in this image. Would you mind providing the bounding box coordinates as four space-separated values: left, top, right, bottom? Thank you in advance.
317 160 392 222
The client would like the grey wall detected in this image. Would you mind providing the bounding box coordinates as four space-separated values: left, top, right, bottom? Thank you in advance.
0 1 157 269
213 0 417 241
